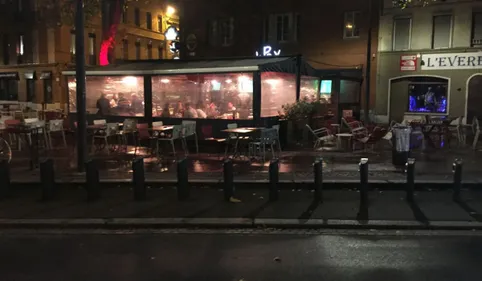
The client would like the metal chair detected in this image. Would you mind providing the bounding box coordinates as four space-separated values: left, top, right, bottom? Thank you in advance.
305 124 335 150
92 123 120 154
181 120 199 154
47 119 67 148
156 125 185 157
248 128 280 162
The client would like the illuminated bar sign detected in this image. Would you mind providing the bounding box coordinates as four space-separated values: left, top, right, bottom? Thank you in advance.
255 45 281 57
421 52 482 70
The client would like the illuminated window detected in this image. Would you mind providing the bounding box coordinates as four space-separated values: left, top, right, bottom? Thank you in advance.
151 74 254 119
432 15 452 49
68 76 145 116
70 30 76 62
16 34 24 64
261 72 297 117
88 33 96 65
344 11 360 38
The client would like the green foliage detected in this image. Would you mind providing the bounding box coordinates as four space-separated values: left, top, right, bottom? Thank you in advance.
392 0 437 9
282 97 328 120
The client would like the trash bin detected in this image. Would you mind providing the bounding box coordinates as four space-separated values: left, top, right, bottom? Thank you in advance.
392 125 411 166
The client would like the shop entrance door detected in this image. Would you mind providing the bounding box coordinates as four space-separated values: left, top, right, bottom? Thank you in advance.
467 74 482 123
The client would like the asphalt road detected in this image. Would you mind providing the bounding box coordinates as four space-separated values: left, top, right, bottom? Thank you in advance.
1 230 482 281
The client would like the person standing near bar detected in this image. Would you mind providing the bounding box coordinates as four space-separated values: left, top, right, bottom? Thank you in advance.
96 93 111 116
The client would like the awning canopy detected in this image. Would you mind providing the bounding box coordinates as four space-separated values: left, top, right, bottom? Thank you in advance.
316 68 363 81
62 56 317 76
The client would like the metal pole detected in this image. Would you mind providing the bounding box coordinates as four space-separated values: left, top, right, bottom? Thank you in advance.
223 159 234 201
452 159 463 201
75 0 87 172
406 158 415 202
313 158 323 202
364 0 373 123
359 158 369 207
269 159 279 201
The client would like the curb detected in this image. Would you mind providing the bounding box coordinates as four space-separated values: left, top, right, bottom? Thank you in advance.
0 218 482 230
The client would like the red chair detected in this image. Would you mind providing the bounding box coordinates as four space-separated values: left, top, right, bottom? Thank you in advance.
135 123 155 156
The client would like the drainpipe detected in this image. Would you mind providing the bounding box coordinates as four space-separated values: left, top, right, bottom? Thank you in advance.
75 0 87 172
364 0 373 123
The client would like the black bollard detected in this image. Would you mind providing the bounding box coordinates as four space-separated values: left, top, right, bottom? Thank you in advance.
132 157 146 201
177 158 190 200
223 159 234 201
406 158 415 202
313 158 323 202
40 159 55 201
452 159 463 201
85 159 101 201
0 160 11 200
269 159 279 201
359 158 369 207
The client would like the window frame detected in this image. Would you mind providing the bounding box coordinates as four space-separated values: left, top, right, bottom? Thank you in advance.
157 15 163 32
431 14 453 49
135 40 141 60
276 13 291 43
88 33 96 65
147 42 153 59
146 12 152 30
134 8 140 27
392 17 412 51
122 39 129 60
343 11 361 39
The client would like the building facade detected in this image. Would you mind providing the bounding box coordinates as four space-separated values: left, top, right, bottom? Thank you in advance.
376 0 482 123
0 0 178 110
180 0 380 119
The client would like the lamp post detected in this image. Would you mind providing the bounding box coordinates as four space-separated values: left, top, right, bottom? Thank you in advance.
75 0 87 172
364 0 373 123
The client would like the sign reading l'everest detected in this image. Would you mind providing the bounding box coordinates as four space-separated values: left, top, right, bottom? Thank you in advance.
421 52 482 70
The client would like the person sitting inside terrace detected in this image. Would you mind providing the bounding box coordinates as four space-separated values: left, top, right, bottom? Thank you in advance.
184 102 198 118
196 101 207 118
174 101 184 117
130 94 143 115
96 93 111 116
161 103 171 118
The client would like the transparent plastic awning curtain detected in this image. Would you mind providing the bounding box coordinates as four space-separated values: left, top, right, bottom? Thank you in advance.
61 56 317 76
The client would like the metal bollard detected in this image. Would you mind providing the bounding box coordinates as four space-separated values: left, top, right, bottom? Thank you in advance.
269 159 279 201
132 157 146 201
359 158 369 207
313 158 323 202
40 159 55 201
406 158 415 202
177 158 190 200
452 159 463 201
223 159 234 201
0 160 11 200
85 159 100 201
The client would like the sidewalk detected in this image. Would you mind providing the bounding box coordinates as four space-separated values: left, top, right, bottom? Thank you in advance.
1 187 482 229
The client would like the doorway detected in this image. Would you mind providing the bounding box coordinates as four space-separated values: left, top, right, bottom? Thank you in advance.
467 74 482 123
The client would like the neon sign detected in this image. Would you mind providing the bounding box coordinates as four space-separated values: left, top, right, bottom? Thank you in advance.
255 45 281 57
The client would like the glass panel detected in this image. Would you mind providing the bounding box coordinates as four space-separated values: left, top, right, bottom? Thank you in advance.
300 75 320 102
261 72 296 117
320 80 332 104
68 76 145 116
433 15 451 49
408 82 447 113
151 73 253 120
393 18 411 50
472 13 482 43
340 80 360 103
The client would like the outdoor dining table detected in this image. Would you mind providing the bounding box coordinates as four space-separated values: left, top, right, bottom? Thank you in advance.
414 117 455 149
5 124 42 170
221 127 265 159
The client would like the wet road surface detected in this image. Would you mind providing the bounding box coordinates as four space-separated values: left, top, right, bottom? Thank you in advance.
1 229 482 281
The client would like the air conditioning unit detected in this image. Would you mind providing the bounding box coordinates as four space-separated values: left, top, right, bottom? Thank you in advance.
472 39 482 46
